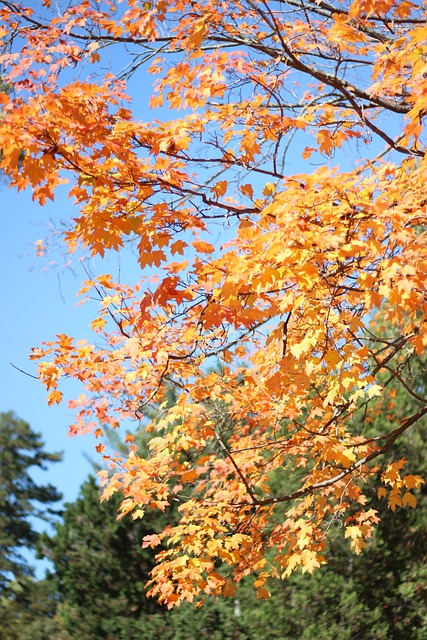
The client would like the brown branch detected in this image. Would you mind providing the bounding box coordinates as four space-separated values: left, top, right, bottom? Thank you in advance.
378 363 427 406
238 405 427 507
215 428 258 504
4 0 413 118
214 32 411 115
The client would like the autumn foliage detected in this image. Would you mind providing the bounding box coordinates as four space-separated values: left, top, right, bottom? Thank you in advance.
1 0 426 605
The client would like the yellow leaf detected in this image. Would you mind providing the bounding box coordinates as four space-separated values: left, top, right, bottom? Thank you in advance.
91 316 106 332
262 182 277 196
344 525 362 540
344 526 366 554
282 553 301 577
132 508 146 519
366 384 382 399
301 550 324 574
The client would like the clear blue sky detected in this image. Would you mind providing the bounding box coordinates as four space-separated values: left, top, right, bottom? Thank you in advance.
1 183 101 504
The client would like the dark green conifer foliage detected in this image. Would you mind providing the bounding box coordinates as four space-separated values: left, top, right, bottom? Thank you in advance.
0 411 62 591
1 576 69 640
40 475 171 639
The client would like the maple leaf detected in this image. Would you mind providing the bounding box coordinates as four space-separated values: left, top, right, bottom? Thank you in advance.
192 240 215 254
240 183 254 199
46 389 63 405
142 533 162 549
344 526 367 554
401 492 417 509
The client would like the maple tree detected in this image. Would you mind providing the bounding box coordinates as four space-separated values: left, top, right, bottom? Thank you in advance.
1 0 427 605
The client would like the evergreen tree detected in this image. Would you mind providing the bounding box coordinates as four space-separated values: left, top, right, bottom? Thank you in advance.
0 576 69 640
0 411 62 591
40 475 169 639
43 436 426 640
236 344 427 640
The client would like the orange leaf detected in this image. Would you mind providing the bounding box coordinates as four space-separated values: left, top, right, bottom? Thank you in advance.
47 390 63 405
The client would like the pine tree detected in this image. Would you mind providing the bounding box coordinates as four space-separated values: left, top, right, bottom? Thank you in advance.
0 411 62 591
40 475 170 639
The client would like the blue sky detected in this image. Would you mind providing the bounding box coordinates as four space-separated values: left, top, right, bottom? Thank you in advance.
1 183 101 503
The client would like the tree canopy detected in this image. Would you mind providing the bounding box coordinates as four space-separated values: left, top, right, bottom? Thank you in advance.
41 474 246 639
40 475 167 639
0 0 426 605
1 385 425 639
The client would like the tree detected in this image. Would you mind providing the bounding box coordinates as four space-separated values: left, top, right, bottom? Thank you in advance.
0 411 64 639
1 577 69 640
0 0 426 604
0 411 62 592
236 349 427 640
40 475 168 639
